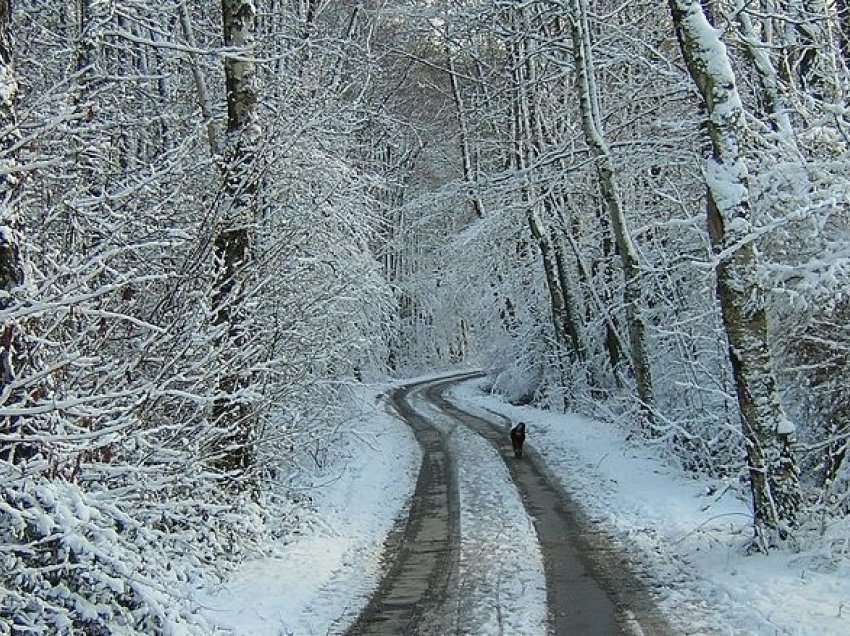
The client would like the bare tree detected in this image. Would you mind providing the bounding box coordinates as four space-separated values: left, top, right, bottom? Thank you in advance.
211 0 261 475
667 0 802 545
566 0 655 420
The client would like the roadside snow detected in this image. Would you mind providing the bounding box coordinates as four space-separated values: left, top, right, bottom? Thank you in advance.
450 379 850 636
409 387 548 635
199 385 420 636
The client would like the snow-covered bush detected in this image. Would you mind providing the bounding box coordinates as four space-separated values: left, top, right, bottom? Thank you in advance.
0 474 260 635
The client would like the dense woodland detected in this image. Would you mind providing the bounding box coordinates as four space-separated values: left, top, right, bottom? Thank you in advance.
2 0 850 633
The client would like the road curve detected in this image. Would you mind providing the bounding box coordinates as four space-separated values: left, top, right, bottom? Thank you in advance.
348 372 673 635
345 374 468 636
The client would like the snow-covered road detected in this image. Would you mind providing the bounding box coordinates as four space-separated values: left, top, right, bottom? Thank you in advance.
349 374 671 635
407 379 549 635
203 372 850 635
348 374 549 635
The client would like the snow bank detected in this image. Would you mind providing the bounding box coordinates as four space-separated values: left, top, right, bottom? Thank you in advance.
451 379 850 636
200 384 420 635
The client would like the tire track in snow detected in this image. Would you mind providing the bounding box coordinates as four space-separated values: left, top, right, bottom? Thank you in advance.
430 377 675 636
345 375 464 636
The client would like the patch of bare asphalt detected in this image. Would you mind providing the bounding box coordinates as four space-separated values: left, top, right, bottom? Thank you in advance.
428 376 677 636
345 374 468 636
348 372 676 635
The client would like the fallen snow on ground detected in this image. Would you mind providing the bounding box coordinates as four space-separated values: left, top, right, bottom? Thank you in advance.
450 379 850 636
199 384 421 636
409 387 548 635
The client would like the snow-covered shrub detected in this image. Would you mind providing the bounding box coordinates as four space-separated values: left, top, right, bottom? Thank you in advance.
0 474 255 635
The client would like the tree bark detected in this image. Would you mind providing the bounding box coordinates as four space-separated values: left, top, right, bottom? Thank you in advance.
668 0 802 544
212 0 261 476
567 0 655 419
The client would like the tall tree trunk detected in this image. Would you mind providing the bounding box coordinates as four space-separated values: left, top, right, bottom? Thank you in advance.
527 7 594 375
568 0 655 420
68 0 113 253
212 0 261 476
518 7 585 368
734 0 797 140
668 0 802 545
523 7 588 369
546 201 585 363
508 24 573 399
447 48 483 220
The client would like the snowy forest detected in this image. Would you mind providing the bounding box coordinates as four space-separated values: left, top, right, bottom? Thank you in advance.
3 0 850 634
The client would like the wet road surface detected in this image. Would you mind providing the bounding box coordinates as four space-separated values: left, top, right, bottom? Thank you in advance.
346 377 461 635
347 373 673 635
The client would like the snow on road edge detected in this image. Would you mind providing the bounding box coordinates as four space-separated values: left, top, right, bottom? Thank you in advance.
450 380 850 636
199 385 421 636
